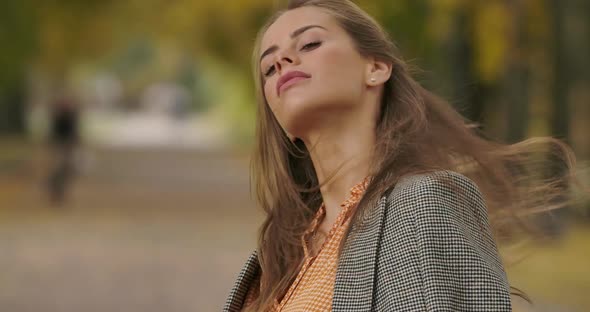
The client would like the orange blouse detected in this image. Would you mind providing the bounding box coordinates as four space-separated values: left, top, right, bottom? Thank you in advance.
242 176 371 311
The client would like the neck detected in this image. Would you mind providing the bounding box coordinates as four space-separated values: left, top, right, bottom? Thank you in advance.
301 112 376 226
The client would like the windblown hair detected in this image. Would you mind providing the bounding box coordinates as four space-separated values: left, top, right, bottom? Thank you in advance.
246 0 587 310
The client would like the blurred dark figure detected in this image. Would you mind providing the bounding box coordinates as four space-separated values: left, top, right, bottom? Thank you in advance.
46 93 80 205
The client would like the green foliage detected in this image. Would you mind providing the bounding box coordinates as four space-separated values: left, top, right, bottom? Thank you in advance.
0 0 587 158
0 0 37 133
0 1 36 85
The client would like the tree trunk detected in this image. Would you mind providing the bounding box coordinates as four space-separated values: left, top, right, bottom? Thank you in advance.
447 8 487 125
0 77 27 134
505 0 530 144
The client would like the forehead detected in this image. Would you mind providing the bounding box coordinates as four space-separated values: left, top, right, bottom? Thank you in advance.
261 7 339 50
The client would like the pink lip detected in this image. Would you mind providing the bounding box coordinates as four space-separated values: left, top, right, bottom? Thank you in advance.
276 71 311 96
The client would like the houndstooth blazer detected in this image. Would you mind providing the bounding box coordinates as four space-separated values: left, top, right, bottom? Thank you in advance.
223 170 512 311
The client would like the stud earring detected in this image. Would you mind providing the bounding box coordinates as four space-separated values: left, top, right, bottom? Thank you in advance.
370 77 376 83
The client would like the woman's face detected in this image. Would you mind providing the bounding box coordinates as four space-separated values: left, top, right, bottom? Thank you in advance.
260 7 371 140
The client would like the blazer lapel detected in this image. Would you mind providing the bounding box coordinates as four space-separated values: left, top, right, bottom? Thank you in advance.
332 194 389 311
223 250 260 312
225 193 391 312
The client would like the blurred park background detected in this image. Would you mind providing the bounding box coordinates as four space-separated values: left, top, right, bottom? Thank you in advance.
0 0 589 311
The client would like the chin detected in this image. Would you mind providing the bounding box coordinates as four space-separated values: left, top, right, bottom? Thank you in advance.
281 99 333 136
281 95 311 113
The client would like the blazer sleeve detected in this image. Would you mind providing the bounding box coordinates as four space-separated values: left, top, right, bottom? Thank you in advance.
412 171 512 311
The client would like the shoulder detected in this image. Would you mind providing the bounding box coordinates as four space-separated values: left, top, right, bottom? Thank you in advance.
383 169 494 255
381 169 504 268
379 170 512 310
387 169 482 203
385 169 487 227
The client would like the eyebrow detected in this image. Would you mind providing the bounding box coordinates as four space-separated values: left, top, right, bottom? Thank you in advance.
260 25 327 63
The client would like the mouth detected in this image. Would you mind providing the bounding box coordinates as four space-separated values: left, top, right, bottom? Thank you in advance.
278 77 309 96
276 71 311 97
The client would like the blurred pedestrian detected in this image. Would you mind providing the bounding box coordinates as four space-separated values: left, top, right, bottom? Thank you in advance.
46 91 80 205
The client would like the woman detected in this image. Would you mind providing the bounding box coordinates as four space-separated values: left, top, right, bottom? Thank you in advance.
224 0 583 311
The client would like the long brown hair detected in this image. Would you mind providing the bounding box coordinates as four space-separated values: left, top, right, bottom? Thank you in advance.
247 0 587 310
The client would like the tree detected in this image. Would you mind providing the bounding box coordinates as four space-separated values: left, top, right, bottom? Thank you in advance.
0 0 37 134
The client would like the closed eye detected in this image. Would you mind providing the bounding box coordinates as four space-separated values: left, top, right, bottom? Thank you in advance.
301 41 321 51
265 65 275 77
263 41 322 78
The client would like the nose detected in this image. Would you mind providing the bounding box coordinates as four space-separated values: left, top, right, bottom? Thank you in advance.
274 49 298 73
274 57 292 74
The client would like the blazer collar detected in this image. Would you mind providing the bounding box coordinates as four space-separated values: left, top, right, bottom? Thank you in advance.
332 194 389 311
224 250 260 311
226 193 389 311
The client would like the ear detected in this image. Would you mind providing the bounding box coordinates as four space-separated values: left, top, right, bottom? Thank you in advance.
365 57 393 86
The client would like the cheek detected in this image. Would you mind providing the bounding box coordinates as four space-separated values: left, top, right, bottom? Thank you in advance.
263 81 277 109
314 47 364 90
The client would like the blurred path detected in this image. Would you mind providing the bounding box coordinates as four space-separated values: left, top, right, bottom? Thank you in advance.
0 144 586 311
0 146 261 312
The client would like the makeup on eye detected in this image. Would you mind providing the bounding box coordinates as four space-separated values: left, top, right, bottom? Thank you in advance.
263 41 323 78
300 41 321 51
